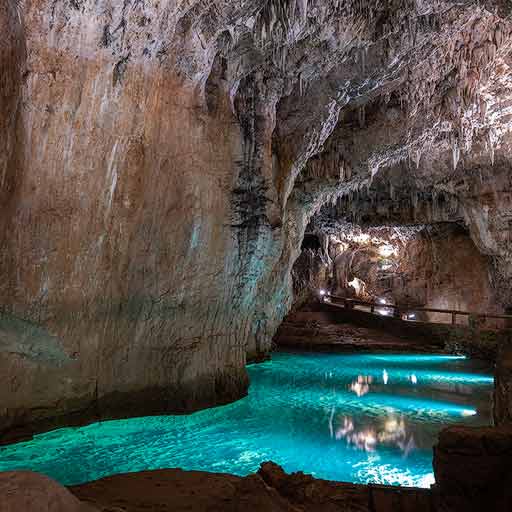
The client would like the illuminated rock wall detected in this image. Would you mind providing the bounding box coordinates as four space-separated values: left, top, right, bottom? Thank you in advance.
300 223 501 325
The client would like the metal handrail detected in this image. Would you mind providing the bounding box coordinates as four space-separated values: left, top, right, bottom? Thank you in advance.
327 295 512 325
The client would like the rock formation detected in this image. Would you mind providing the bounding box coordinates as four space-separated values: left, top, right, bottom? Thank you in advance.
433 425 512 511
1 0 512 436
0 471 97 512
292 222 501 324
70 462 434 512
494 345 512 425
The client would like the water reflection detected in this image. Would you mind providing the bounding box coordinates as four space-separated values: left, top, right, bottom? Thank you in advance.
329 410 416 455
340 369 432 454
349 375 373 396
348 371 419 395
0 352 493 488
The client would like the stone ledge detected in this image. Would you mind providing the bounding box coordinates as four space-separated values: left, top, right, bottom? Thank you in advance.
433 425 512 512
0 368 249 446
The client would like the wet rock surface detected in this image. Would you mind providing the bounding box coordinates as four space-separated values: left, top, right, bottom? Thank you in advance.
494 345 512 425
274 306 440 352
433 425 512 512
0 471 97 512
1 1 512 438
273 302 508 360
69 463 433 512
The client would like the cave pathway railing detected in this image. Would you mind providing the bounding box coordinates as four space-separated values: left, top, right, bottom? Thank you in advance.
327 295 512 329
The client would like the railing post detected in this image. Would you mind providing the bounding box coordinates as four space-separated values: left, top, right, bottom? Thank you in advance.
469 314 481 330
371 304 375 313
505 307 512 329
451 312 456 325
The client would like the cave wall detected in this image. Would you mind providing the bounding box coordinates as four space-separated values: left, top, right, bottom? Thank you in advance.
0 1 292 437
296 223 501 326
396 226 500 324
0 0 23 204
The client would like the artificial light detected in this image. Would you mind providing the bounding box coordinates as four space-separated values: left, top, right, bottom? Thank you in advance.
379 245 395 258
348 277 363 294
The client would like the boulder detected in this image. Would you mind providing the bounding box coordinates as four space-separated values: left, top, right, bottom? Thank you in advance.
0 471 97 512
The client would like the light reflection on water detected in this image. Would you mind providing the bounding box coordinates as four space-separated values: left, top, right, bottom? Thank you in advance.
0 351 493 488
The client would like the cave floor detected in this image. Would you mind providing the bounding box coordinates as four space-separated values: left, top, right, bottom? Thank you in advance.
69 462 432 512
274 309 441 353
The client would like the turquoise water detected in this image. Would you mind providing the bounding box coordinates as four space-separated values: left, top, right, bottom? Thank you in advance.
0 351 493 487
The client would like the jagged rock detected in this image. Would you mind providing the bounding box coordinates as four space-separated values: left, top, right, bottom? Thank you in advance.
433 425 512 512
258 462 433 512
69 463 433 512
494 345 512 425
70 468 300 512
0 471 97 512
292 222 502 330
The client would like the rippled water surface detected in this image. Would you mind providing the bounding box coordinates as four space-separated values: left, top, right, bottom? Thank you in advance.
0 351 493 487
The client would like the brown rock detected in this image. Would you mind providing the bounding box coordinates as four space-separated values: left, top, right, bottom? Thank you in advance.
69 463 435 512
259 462 432 512
494 345 512 425
433 425 512 512
0 471 97 512
70 468 299 512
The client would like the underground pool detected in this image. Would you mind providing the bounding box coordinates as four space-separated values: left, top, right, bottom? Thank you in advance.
0 351 493 488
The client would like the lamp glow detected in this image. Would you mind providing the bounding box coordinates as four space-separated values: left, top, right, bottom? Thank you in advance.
379 245 395 257
348 278 362 294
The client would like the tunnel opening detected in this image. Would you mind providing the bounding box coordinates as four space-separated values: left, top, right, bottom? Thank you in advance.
301 233 322 251
284 168 507 336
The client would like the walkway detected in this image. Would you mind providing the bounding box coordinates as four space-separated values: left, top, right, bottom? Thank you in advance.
274 306 442 353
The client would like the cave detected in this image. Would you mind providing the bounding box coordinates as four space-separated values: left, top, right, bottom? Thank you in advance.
1 1 512 511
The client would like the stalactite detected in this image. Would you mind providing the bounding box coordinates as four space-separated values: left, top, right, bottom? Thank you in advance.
452 136 461 170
